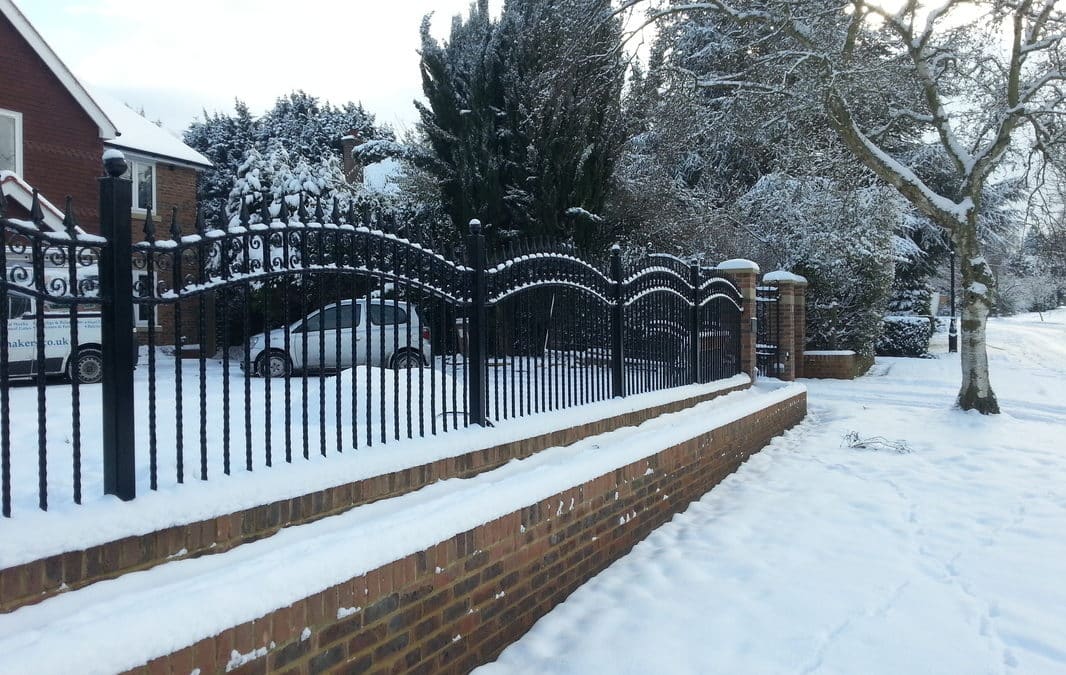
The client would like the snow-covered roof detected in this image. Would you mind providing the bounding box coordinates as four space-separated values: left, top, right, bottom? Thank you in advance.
93 91 212 170
763 270 808 284
0 0 117 140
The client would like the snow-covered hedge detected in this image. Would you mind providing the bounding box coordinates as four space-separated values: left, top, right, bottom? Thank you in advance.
875 315 934 357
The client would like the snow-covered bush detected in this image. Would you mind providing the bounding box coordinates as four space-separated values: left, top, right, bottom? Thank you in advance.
875 316 933 357
184 91 391 226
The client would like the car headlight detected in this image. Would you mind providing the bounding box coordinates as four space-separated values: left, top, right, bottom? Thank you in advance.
248 335 261 349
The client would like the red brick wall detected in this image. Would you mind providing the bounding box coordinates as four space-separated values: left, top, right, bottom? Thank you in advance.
0 382 750 613
128 391 806 675
0 13 103 230
803 352 874 379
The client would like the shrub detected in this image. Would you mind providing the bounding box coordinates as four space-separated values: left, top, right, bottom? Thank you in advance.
876 316 933 357
737 174 898 355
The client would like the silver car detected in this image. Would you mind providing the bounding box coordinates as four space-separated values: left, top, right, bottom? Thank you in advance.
244 299 431 377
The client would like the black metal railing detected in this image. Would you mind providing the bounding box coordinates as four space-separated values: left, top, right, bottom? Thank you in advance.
0 158 745 517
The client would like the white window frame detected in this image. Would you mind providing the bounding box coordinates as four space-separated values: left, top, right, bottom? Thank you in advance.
121 156 157 213
133 270 157 328
0 108 24 176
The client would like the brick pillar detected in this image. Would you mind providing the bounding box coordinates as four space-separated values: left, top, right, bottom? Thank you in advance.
765 276 796 381
340 132 364 185
793 277 807 378
718 259 760 382
764 271 809 382
771 277 797 379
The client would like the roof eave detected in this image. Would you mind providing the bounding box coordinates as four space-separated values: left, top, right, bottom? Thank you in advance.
103 142 213 171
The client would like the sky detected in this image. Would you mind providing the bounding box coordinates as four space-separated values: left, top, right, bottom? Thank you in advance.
13 0 505 135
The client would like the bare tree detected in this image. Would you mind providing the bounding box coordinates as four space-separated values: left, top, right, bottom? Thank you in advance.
620 0 1065 413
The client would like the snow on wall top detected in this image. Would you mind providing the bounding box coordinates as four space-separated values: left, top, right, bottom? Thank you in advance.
93 90 212 169
763 270 808 284
717 259 760 273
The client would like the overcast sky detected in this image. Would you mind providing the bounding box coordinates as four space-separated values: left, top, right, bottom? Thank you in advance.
14 0 504 135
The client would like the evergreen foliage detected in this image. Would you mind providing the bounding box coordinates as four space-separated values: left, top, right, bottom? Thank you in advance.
738 174 899 354
876 316 934 357
416 0 627 251
184 91 391 225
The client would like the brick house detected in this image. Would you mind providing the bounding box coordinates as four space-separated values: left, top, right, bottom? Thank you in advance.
1 0 213 349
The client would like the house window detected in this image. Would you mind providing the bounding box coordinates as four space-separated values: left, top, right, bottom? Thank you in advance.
0 108 23 175
133 271 156 327
120 159 155 211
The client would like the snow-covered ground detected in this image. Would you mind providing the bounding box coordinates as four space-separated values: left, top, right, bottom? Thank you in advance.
479 309 1066 675
0 378 792 674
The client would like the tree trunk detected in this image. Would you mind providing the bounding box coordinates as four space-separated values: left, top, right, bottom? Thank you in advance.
955 224 1000 414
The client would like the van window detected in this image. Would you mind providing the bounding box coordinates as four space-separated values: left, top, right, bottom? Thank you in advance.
369 304 408 325
302 304 358 332
4 293 31 320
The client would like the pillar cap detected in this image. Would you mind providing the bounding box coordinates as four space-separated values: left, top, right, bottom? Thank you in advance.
763 269 808 285
102 149 127 178
717 258 760 273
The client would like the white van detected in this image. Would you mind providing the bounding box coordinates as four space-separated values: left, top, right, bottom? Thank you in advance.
243 299 432 377
3 288 105 385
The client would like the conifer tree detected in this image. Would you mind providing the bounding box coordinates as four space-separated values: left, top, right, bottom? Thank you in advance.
416 0 627 251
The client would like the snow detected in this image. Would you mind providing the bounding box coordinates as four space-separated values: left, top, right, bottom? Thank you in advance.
804 349 856 356
336 606 360 620
0 379 789 674
563 207 603 223
91 90 212 169
101 148 124 161
883 315 930 324
479 309 1066 675
762 270 808 284
715 258 760 273
362 158 401 195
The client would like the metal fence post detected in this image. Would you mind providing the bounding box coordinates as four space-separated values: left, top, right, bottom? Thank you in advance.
99 152 136 500
690 262 700 384
466 219 488 426
610 245 625 398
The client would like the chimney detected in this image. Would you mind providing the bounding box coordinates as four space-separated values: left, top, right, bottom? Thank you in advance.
340 130 364 186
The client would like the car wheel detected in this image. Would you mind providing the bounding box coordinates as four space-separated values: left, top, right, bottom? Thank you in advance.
255 351 291 378
391 350 423 369
69 349 104 385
